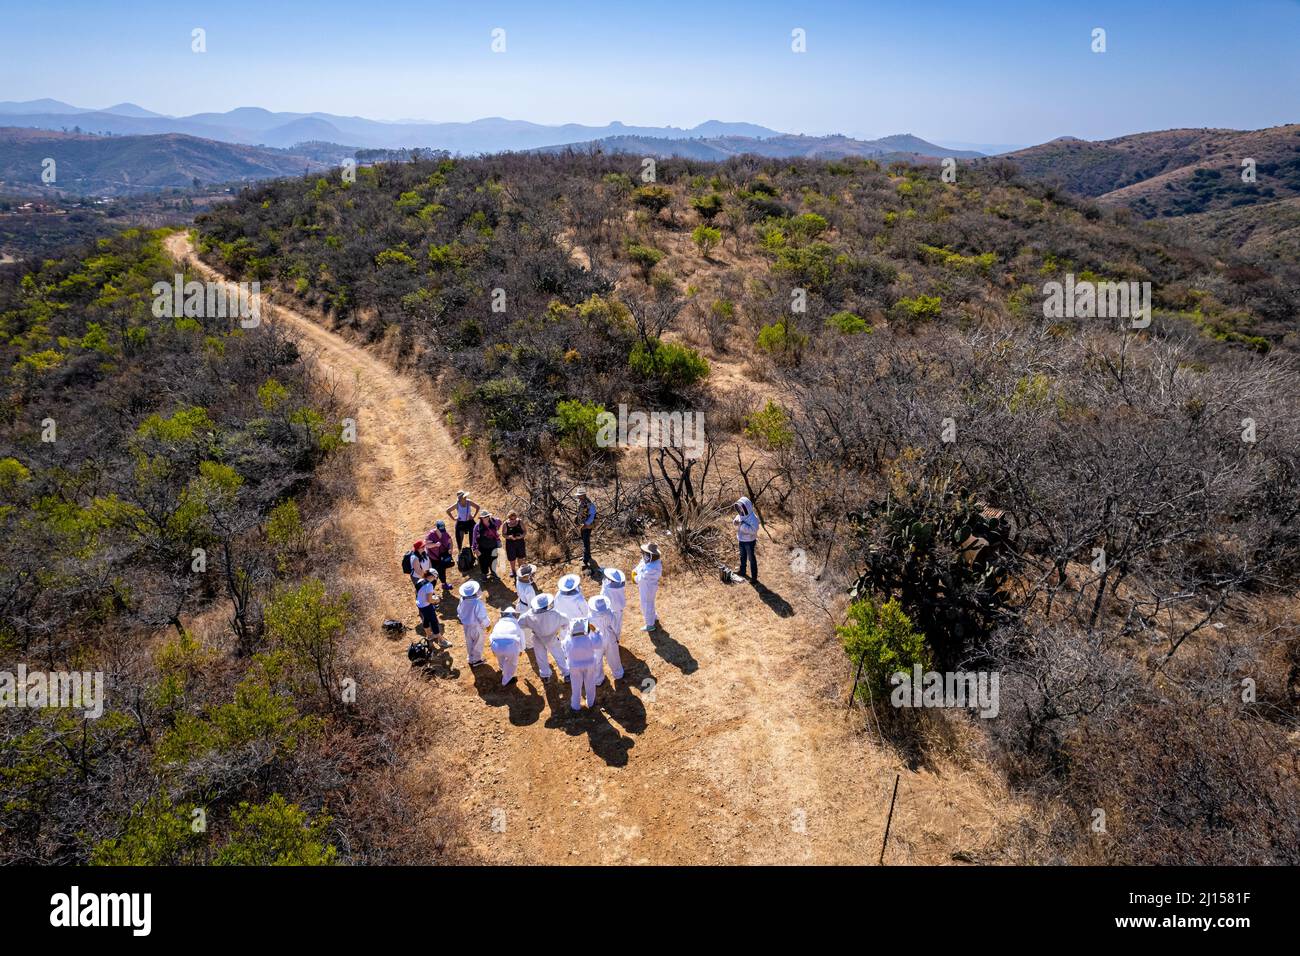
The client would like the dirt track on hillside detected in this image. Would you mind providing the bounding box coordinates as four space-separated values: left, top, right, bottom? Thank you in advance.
165 231 1013 865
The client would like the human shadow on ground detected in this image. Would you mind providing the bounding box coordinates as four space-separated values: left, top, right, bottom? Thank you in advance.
749 578 795 618
471 662 545 726
648 624 698 675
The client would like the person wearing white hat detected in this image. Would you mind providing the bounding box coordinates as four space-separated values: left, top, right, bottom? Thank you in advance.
633 542 662 632
519 592 569 680
489 607 524 686
457 580 490 666
514 565 538 648
588 593 623 683
562 616 601 712
600 567 627 641
554 572 587 623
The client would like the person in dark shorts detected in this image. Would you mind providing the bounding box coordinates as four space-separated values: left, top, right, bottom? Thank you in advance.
445 490 480 551
503 510 527 579
415 570 442 637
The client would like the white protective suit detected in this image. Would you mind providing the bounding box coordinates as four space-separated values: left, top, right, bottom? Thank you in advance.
554 575 588 622
600 569 627 641
514 578 537 646
489 616 524 685
633 555 662 631
458 594 490 665
519 602 570 679
562 618 602 711
588 595 623 683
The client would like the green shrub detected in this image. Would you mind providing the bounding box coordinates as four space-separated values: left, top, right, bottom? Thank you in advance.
632 185 672 213
691 225 722 256
837 597 931 699
690 192 725 221
628 339 709 389
551 398 608 454
756 319 809 363
892 294 942 325
743 400 794 449
826 311 871 335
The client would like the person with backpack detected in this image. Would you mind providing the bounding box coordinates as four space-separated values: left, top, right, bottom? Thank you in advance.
458 580 490 667
574 489 596 567
472 511 502 581
424 521 454 592
415 570 443 639
502 511 527 579
446 490 480 551
733 496 761 582
403 540 432 592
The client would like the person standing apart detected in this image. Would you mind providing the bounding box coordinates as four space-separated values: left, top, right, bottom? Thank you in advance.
562 617 601 712
733 496 761 582
588 593 623 684
574 489 596 567
601 567 627 641
458 580 489 667
446 490 480 551
489 607 524 686
633 542 662 633
472 511 502 580
502 511 527 579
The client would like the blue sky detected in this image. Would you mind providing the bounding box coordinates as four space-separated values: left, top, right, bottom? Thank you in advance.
2 0 1297 144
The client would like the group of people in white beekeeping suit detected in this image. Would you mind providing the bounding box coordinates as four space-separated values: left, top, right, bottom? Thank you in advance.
404 520 664 713
506 557 652 712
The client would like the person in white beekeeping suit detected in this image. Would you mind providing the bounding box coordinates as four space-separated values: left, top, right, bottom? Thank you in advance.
514 564 538 649
458 579 490 667
562 616 601 712
588 593 623 684
633 542 662 632
554 572 587 623
519 592 569 681
600 567 627 641
489 606 524 686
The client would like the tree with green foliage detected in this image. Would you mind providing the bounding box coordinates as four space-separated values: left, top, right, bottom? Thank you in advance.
691 225 722 258
837 597 931 700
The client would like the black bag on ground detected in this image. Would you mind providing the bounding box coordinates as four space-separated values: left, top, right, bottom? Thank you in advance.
457 547 474 574
407 638 431 663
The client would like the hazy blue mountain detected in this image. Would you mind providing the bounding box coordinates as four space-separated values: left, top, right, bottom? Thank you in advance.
0 100 786 152
538 132 983 161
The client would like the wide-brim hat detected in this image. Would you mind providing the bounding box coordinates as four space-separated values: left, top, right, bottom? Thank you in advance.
589 594 611 612
459 581 481 599
558 573 581 594
603 567 625 585
569 617 589 636
530 593 552 612
500 606 518 617
573 488 587 498
517 564 536 580
640 542 660 558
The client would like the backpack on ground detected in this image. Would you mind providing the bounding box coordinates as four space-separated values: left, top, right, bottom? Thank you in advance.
457 547 474 574
407 638 431 664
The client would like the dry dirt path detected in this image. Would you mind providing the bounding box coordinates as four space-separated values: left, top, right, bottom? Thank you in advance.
166 231 1008 864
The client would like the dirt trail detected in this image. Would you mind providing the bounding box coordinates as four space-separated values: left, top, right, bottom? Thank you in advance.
166 231 1011 865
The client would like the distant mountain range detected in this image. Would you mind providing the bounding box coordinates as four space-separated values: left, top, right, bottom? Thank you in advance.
0 99 801 153
0 127 332 195
538 132 981 162
991 125 1300 218
0 99 984 161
